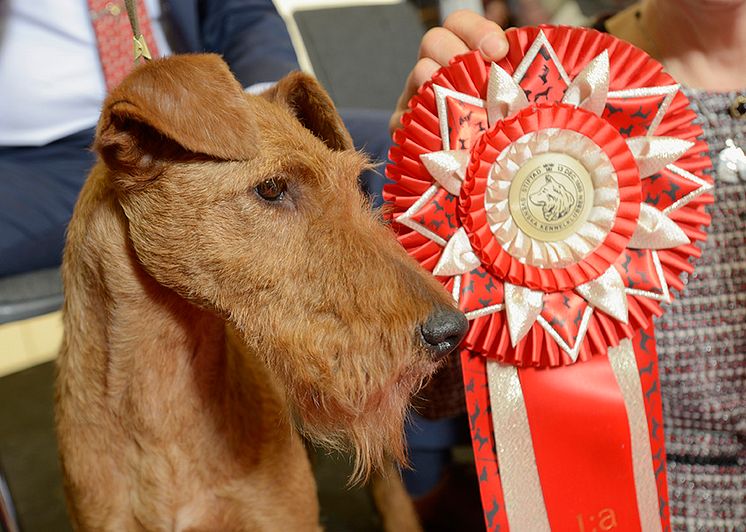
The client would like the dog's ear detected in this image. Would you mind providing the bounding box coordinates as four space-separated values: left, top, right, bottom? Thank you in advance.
263 72 353 151
95 54 258 183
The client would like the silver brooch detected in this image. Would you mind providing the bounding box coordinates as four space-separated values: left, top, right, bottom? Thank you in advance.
717 139 746 183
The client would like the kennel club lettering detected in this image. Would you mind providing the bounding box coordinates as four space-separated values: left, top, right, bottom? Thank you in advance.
510 153 593 242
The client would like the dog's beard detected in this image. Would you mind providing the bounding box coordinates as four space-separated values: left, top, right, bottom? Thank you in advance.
287 357 437 484
233 305 444 482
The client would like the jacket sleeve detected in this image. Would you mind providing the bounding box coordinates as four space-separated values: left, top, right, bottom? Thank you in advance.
199 0 300 88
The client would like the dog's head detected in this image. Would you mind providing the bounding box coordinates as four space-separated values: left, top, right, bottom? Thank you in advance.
95 54 466 479
529 174 575 222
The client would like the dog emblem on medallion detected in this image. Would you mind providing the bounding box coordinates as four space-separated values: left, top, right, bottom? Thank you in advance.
529 174 576 222
508 152 594 242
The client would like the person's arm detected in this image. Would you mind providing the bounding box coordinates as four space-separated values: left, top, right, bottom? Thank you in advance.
390 10 509 133
200 0 300 88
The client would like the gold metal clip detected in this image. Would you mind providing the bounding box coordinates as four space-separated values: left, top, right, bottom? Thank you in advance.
133 35 152 62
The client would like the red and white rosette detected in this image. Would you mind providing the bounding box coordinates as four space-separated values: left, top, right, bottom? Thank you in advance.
385 26 713 531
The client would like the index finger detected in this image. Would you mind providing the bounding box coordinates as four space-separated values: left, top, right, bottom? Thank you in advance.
443 10 508 61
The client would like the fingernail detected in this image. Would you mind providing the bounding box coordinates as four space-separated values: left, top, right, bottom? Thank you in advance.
479 33 507 60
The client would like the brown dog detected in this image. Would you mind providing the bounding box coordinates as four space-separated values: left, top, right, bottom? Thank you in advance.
55 54 467 530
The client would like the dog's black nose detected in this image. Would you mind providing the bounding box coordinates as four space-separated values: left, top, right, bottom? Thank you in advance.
419 307 468 360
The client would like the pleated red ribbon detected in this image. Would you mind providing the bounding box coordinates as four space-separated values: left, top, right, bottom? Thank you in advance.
385 25 712 531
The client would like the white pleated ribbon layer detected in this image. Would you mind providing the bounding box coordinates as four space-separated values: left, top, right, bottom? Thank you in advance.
485 128 620 269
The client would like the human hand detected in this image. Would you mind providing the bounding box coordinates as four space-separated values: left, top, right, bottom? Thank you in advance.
390 10 509 133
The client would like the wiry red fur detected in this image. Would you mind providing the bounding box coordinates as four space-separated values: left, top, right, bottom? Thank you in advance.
56 54 456 530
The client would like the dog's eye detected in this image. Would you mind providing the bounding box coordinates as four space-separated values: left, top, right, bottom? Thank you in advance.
255 178 287 202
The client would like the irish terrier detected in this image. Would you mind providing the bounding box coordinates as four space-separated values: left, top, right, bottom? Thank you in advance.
55 54 467 531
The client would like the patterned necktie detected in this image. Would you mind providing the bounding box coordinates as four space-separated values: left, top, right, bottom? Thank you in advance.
87 0 160 91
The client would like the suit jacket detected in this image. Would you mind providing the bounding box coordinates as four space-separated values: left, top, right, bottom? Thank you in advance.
164 0 300 88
